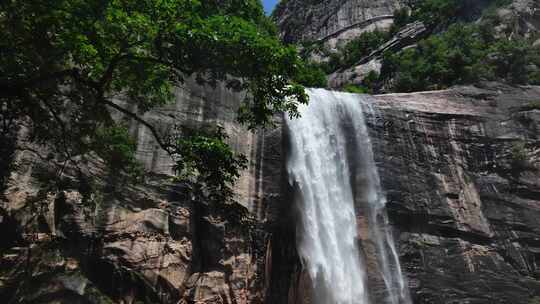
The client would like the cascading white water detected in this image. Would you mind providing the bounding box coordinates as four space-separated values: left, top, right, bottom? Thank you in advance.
286 89 410 304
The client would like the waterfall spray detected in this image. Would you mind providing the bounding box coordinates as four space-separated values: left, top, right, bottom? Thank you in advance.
286 89 410 304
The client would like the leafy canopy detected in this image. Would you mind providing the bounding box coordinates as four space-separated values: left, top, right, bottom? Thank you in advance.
0 0 308 200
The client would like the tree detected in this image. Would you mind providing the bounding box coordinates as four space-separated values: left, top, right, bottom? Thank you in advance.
341 30 389 68
294 63 328 87
0 0 308 201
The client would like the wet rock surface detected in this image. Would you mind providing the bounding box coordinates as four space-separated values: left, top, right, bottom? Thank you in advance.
366 84 540 303
265 84 540 304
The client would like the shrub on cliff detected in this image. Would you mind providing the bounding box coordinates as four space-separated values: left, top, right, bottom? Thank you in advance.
389 7 412 35
341 30 390 68
0 0 309 202
380 23 540 92
308 30 390 75
294 62 328 87
410 0 465 28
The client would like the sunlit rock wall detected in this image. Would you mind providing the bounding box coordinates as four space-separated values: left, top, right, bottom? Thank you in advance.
269 83 540 304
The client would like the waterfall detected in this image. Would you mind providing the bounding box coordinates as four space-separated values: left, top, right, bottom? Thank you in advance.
286 89 410 304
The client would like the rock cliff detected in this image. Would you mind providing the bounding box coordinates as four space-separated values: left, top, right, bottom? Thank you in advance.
370 83 540 303
2 0 540 302
267 83 540 304
0 77 277 304
275 0 540 89
272 1 540 301
274 0 404 44
2 78 540 304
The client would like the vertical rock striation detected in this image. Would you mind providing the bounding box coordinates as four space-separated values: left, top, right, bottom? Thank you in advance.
285 89 411 304
2 78 540 303
269 83 540 304
367 84 540 304
274 0 404 44
0 77 275 304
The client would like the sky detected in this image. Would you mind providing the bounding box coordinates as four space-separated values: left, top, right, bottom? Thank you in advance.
262 0 279 14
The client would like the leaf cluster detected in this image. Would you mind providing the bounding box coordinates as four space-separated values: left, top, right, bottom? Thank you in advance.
93 125 143 179
172 125 247 203
343 71 380 94
293 62 328 87
0 0 308 200
341 30 390 68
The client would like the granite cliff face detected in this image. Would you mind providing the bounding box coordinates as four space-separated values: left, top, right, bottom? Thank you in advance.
369 84 540 303
0 78 276 304
2 80 540 303
270 1 540 301
264 83 540 304
274 0 403 44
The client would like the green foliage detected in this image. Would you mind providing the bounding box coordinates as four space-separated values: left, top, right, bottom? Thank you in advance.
342 71 380 94
172 126 247 203
390 7 412 34
382 24 484 91
311 30 389 74
334 0 466 76
289 0 536 94
481 0 512 25
341 30 390 68
93 126 142 178
0 0 308 201
294 62 328 87
0 141 14 189
492 0 513 7
520 101 540 111
525 46 540 85
362 70 380 93
488 38 531 84
406 0 513 32
411 0 464 28
529 69 540 85
323 52 345 73
343 84 369 94
510 141 533 177
511 142 528 164
380 23 540 92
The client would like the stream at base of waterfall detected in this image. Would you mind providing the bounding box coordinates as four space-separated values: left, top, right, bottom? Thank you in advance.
286 89 411 304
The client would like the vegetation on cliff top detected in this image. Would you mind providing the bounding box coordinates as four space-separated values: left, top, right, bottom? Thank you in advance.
292 0 539 93
0 0 308 203
376 0 539 92
380 22 540 92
